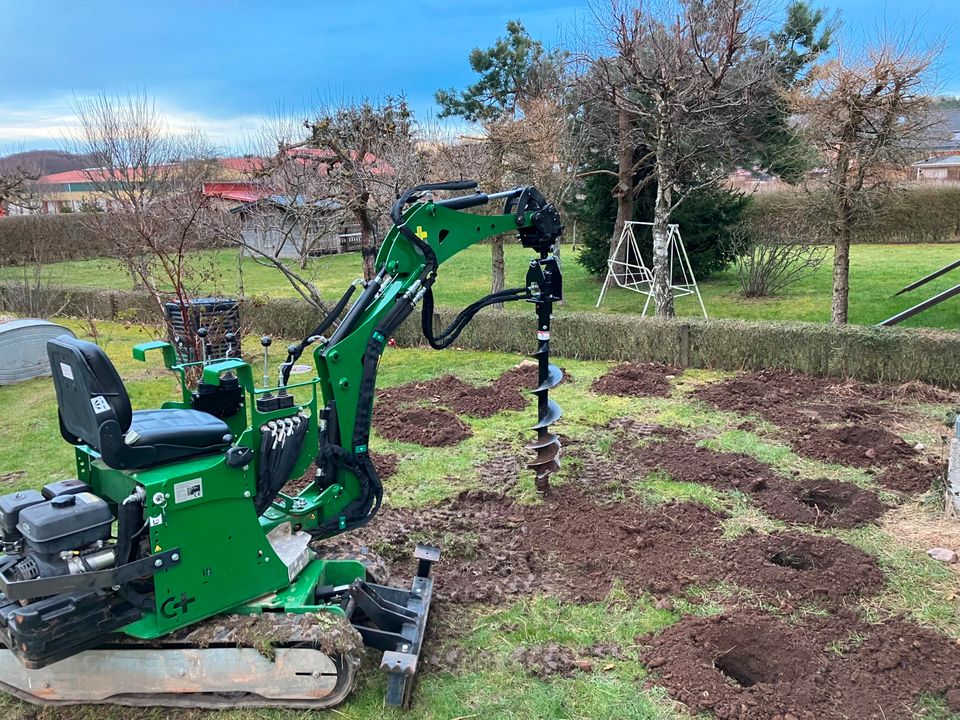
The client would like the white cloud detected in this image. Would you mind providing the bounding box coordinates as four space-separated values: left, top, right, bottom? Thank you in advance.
0 96 263 155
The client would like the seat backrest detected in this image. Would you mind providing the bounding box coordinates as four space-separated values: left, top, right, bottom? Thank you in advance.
46 336 132 448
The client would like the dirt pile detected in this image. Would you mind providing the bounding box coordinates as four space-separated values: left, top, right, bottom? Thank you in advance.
376 374 527 419
694 370 835 425
374 406 472 447
829 618 960 718
627 436 780 492
693 370 947 430
643 610 828 720
575 431 886 528
791 424 918 468
876 459 943 494
641 610 960 719
721 531 884 606
748 477 886 529
493 361 569 394
591 363 679 398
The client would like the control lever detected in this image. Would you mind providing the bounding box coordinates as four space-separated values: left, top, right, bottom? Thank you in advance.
257 336 280 412
222 332 237 380
197 326 209 365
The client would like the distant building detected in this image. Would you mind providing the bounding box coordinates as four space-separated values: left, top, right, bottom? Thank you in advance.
25 157 263 215
912 154 960 183
925 108 960 157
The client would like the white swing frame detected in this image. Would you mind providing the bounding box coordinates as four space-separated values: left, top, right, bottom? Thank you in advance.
595 221 708 318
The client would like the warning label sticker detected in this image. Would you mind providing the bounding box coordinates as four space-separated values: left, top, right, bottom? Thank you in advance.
90 396 110 414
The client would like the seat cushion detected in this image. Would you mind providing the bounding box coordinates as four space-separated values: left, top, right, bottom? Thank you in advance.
129 409 232 450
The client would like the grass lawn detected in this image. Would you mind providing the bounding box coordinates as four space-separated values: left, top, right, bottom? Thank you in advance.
0 320 958 719
3 242 960 330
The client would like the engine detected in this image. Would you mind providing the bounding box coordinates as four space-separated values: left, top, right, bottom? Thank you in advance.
0 481 116 581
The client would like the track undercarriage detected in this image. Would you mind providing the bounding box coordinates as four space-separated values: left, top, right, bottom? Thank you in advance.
0 542 437 709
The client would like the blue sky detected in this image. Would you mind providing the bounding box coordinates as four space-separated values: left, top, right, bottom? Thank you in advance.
0 0 956 153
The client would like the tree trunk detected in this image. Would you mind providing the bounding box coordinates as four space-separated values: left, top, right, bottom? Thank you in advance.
357 209 377 281
651 163 675 318
608 106 636 266
832 215 851 324
491 237 505 297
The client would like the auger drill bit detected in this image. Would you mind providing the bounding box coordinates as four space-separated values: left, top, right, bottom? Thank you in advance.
525 253 563 493
527 340 563 492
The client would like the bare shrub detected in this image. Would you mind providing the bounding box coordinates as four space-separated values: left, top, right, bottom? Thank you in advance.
732 218 827 298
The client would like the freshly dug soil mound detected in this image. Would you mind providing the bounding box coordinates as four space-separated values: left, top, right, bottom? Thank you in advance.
642 610 960 720
722 531 884 606
694 370 833 424
694 370 910 429
748 477 886 529
374 406 472 447
830 619 960 718
359 485 727 603
591 362 678 398
642 610 828 720
629 437 779 491
494 361 569 394
791 424 917 468
876 458 943 494
371 451 399 481
376 374 527 418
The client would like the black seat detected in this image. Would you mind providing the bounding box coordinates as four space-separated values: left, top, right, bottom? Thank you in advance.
47 336 232 470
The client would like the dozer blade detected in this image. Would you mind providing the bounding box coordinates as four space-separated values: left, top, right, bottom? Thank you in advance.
0 645 358 709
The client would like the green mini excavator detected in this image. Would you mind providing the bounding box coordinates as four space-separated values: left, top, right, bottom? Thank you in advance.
0 181 564 710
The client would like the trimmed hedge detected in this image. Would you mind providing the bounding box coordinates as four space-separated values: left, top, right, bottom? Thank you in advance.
2 284 959 388
0 214 118 266
749 185 960 244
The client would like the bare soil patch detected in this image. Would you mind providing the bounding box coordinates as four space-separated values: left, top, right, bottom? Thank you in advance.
374 406 472 447
360 485 727 603
376 374 527 419
694 370 951 431
591 362 679 398
749 477 886 529
641 609 960 720
627 436 780 492
791 424 918 468
577 432 886 528
643 610 828 719
721 531 884 606
875 458 944 494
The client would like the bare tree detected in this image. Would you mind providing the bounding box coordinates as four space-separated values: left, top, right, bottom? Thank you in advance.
792 38 940 323
0 157 41 214
301 97 422 281
70 92 226 358
582 0 773 316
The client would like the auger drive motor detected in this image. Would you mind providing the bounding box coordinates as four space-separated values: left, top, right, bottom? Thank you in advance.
0 181 564 710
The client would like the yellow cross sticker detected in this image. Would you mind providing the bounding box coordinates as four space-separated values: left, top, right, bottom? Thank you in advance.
415 226 428 240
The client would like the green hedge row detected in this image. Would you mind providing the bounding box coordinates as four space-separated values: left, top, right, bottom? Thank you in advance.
3 284 959 388
0 213 118 266
749 185 960 243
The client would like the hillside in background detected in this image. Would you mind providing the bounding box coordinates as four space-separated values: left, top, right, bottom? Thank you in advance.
0 150 95 176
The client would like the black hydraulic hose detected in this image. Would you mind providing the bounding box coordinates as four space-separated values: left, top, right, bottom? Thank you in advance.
421 286 528 350
281 283 357 386
327 267 387 347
